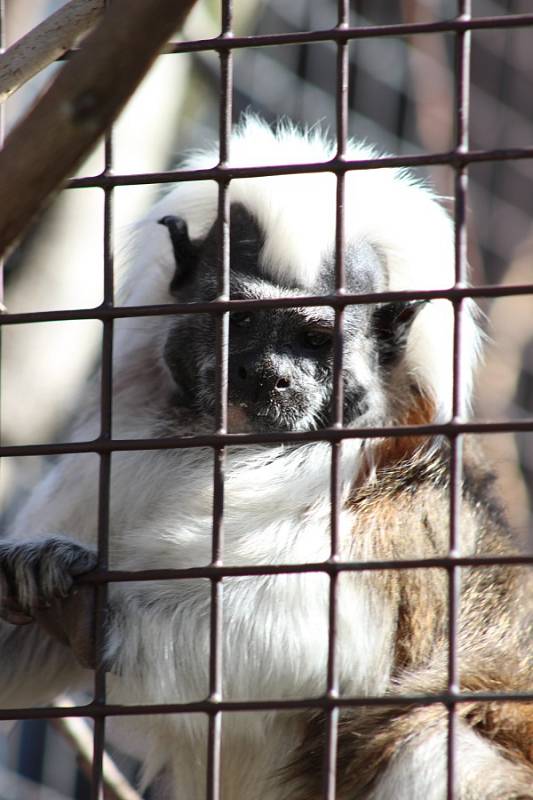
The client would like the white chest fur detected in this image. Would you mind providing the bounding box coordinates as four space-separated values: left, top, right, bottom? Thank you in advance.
105 442 395 796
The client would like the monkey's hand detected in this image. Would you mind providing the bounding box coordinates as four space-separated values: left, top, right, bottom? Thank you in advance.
0 537 98 668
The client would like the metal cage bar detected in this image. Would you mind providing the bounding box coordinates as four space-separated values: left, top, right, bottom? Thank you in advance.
90 125 115 800
1 3 532 800
322 1 350 795
206 1 234 796
52 13 533 60
446 2 472 797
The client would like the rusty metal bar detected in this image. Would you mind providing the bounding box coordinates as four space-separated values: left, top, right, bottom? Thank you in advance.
206 0 233 795
447 2 472 796
72 552 533 582
90 122 114 800
1 415 533 459
2 282 533 329
63 144 533 190
323 2 350 796
0 688 530 724
55 13 533 60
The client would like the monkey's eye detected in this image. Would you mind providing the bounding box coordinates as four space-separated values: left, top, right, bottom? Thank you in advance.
300 329 333 350
230 312 253 328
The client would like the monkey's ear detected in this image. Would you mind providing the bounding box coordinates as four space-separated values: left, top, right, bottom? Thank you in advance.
373 300 428 367
158 215 199 294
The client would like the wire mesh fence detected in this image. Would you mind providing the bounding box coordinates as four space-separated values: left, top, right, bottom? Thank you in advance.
0 1 532 799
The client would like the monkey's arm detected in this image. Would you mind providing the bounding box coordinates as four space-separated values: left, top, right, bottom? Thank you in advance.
0 537 97 708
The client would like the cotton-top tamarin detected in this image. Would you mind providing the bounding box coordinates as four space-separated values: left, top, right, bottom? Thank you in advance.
0 117 531 799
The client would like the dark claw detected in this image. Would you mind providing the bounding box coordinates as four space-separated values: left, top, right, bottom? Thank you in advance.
0 537 97 625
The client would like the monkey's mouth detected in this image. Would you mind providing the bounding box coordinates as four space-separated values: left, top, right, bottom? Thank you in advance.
224 397 327 434
227 402 254 433
191 370 331 432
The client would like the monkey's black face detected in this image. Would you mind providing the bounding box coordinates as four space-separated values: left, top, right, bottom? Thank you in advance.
226 305 340 432
226 303 376 432
165 302 373 433
161 205 425 433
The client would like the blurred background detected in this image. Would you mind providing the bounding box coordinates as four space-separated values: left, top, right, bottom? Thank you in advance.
1 0 532 797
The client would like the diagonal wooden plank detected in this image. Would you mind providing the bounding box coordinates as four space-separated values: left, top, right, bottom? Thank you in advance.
0 0 199 258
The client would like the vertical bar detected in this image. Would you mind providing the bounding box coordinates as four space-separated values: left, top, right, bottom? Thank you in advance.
323 3 349 798
448 2 471 799
0 0 5 450
91 130 114 800
0 0 5 312
0 14 5 715
207 2 233 798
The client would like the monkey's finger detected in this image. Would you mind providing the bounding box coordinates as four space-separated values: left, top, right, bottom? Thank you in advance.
0 558 33 623
0 545 27 611
38 538 97 600
12 549 40 612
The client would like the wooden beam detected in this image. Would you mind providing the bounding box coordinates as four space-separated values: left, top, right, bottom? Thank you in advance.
0 0 104 104
0 0 200 258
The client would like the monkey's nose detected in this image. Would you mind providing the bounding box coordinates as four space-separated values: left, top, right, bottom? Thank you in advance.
232 360 291 400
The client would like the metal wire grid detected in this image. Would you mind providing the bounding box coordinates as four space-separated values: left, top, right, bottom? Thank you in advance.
1 2 533 800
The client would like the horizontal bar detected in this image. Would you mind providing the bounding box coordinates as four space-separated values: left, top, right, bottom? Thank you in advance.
168 14 533 52
75 553 533 585
2 283 533 326
56 13 533 63
2 416 533 458
66 145 533 190
0 689 530 723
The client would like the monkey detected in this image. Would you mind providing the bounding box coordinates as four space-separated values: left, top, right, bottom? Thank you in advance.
0 116 531 799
